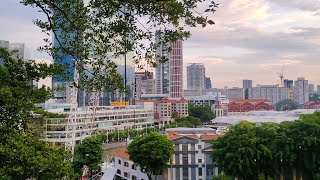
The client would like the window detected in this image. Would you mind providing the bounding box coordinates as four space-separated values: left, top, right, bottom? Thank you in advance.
124 172 129 177
132 164 136 170
182 144 188 151
116 169 121 174
183 167 188 177
118 159 121 165
182 154 188 165
132 175 137 180
198 159 203 163
124 162 129 167
198 167 202 176
198 145 202 149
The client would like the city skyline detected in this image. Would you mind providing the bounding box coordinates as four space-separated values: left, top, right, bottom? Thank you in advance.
1 0 320 88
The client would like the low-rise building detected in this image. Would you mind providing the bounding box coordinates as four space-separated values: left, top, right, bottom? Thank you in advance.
227 99 273 116
41 105 154 147
166 128 221 180
115 150 154 180
136 97 188 125
114 128 222 180
304 101 320 109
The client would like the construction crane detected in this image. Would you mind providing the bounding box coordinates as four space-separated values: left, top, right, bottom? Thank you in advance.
277 64 285 86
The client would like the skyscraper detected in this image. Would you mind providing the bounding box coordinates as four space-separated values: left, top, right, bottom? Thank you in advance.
187 63 205 90
205 77 212 90
155 35 183 98
294 77 309 104
283 79 294 88
308 84 315 95
242 80 253 89
317 85 320 94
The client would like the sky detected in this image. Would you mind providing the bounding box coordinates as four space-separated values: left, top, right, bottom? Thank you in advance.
1 0 320 88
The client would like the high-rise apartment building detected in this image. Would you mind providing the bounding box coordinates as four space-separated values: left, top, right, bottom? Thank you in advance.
308 84 315 95
243 80 253 89
284 79 294 88
317 85 320 94
205 77 212 89
225 87 244 101
135 72 156 99
294 77 309 104
0 40 29 64
155 35 183 98
187 63 205 90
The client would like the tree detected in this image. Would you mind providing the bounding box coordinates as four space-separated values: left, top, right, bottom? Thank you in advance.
21 0 218 92
176 116 202 127
0 47 62 131
211 122 259 180
212 172 231 180
211 112 320 180
309 93 320 101
189 103 214 122
275 99 299 111
0 128 74 179
0 48 74 178
127 132 174 180
73 136 104 178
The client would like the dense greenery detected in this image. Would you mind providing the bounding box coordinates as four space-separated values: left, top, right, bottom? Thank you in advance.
73 136 104 178
175 116 202 127
189 103 215 122
127 132 174 180
274 99 299 111
34 108 67 118
21 0 218 92
0 47 62 131
0 48 73 178
0 128 74 179
211 112 320 180
309 93 320 101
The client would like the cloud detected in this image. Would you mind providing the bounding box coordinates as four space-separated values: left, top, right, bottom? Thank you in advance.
268 0 320 11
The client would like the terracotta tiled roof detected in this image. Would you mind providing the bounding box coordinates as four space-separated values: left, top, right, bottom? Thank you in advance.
159 97 177 103
177 98 188 103
114 150 130 160
231 99 270 103
305 101 320 106
167 132 198 140
167 131 182 140
200 134 222 141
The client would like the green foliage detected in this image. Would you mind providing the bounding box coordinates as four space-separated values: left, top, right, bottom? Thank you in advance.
189 103 214 122
309 93 320 101
211 112 320 180
0 47 62 131
0 128 74 179
175 116 202 127
21 0 218 92
275 99 299 111
212 172 231 180
34 108 67 118
127 132 174 180
73 136 104 178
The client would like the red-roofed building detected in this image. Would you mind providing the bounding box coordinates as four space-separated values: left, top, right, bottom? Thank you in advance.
165 128 221 180
227 99 273 116
136 97 188 125
304 101 320 109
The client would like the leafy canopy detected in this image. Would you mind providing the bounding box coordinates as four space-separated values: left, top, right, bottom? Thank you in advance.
211 112 320 180
189 103 214 122
127 132 174 180
73 136 104 178
21 0 218 91
0 128 74 180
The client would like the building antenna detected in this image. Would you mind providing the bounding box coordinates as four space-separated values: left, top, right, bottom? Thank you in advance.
277 64 285 86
